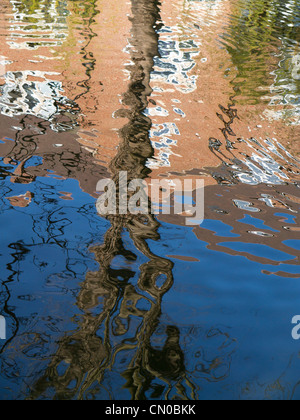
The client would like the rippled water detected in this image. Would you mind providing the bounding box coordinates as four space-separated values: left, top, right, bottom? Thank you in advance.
0 0 299 400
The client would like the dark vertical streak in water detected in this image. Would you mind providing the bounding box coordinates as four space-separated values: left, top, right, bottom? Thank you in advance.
71 0 99 103
28 0 192 400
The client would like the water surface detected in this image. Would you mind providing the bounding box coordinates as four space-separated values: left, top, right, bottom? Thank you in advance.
0 0 299 400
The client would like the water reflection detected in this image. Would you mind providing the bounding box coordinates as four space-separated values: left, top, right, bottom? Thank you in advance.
26 0 194 400
0 0 299 401
0 71 78 125
147 0 202 169
0 0 99 130
208 95 300 185
7 0 69 50
161 182 300 276
221 0 300 122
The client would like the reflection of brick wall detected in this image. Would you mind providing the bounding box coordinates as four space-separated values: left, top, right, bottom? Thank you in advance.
148 0 299 183
0 113 110 197
0 0 132 166
0 0 298 194
0 0 66 75
60 0 132 165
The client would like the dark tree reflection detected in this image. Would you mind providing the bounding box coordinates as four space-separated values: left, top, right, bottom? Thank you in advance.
28 0 193 400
